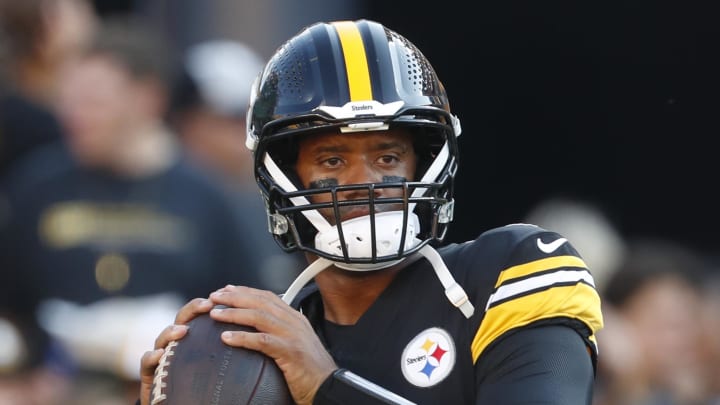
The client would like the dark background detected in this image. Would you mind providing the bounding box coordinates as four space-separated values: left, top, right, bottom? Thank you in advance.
365 0 720 257
94 0 720 257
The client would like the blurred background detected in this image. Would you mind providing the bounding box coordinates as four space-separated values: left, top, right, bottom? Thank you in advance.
1 0 718 404
128 0 720 261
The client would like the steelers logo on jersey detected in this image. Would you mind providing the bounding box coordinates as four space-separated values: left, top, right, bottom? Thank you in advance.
401 327 455 387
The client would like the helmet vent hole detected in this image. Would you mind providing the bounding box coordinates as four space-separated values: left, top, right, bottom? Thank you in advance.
275 42 307 100
391 32 437 95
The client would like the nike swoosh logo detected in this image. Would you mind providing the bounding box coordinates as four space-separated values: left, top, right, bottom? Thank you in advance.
536 237 568 253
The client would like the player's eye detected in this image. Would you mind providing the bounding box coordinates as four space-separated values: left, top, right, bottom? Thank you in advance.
322 157 343 167
377 155 400 165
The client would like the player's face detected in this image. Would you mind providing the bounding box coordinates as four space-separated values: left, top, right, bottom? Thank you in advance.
57 54 159 167
295 129 417 225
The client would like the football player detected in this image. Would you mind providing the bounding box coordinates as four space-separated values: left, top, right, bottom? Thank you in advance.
139 19 603 405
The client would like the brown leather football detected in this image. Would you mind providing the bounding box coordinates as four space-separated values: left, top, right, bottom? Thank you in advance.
149 311 293 405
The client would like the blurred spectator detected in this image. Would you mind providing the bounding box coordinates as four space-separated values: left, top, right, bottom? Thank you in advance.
168 39 305 293
0 15 265 404
699 265 720 404
0 0 98 176
169 39 262 186
596 237 714 405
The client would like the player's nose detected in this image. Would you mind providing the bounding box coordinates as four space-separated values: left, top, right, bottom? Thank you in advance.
341 161 384 199
347 159 384 183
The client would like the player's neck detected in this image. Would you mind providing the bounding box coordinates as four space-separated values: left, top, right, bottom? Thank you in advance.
313 252 423 325
315 266 400 325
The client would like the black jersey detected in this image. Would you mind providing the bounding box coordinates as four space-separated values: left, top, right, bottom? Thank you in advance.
295 223 603 404
0 142 263 306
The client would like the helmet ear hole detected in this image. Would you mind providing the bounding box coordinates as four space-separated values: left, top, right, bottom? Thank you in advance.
267 138 298 168
266 138 304 190
413 136 431 181
410 126 449 182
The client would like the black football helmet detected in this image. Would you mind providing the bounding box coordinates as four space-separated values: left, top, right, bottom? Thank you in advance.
246 19 461 270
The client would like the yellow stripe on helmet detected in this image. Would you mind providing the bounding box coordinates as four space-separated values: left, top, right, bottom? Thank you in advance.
332 21 373 101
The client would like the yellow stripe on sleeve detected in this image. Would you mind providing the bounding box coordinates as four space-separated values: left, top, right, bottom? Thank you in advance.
331 21 373 101
471 282 603 362
495 256 589 287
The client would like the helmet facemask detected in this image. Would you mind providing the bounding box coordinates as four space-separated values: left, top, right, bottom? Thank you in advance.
255 112 458 271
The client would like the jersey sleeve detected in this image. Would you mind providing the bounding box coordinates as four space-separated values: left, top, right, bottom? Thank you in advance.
475 325 595 404
469 224 604 369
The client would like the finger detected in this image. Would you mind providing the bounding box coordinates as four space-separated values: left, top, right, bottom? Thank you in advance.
214 284 238 293
211 306 312 356
208 305 259 328
139 348 165 381
219 327 280 355
154 324 189 350
139 347 168 405
209 286 287 313
208 298 297 341
175 297 213 324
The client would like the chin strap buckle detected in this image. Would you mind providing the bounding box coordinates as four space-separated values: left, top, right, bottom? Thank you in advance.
419 245 475 318
444 283 474 318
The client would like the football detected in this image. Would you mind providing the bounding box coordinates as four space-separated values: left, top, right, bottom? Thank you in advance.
149 310 293 405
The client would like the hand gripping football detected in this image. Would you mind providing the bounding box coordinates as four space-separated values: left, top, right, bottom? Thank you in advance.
149 310 293 405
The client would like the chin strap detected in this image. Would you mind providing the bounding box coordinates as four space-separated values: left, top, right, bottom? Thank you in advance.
281 246 474 319
418 245 474 318
281 257 333 305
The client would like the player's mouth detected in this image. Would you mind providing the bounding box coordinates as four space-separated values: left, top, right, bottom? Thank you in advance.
336 205 403 223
